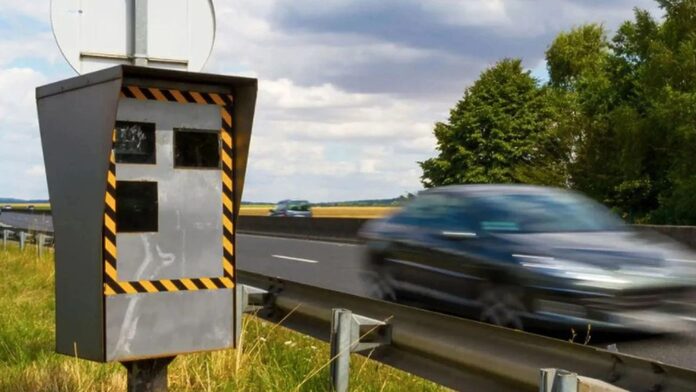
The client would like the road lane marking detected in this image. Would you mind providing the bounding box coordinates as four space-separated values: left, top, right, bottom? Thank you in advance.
272 254 319 264
239 233 359 247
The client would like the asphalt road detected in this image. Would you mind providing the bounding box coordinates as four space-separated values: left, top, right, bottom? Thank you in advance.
237 233 696 371
0 211 53 232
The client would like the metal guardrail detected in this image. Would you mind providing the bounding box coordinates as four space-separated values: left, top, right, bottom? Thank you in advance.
238 270 696 392
2 226 54 255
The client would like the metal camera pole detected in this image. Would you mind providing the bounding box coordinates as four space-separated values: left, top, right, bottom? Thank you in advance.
122 357 175 392
133 0 148 67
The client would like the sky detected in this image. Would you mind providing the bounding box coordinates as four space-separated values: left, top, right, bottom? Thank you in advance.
0 0 662 202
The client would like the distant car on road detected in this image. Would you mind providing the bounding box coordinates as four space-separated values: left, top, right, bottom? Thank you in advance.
269 200 312 218
359 185 696 334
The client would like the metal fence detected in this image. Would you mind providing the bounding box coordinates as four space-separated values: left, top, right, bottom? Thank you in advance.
1 227 53 256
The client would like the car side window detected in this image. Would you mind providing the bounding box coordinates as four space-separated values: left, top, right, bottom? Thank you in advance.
391 194 449 227
437 197 477 232
288 201 310 211
392 194 476 232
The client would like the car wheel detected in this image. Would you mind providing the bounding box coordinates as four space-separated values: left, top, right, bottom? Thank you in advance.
371 269 398 302
363 252 397 302
477 286 526 330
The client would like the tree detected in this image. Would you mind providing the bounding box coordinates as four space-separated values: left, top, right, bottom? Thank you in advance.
421 0 696 225
545 24 609 89
420 59 560 188
545 23 629 212
544 0 696 224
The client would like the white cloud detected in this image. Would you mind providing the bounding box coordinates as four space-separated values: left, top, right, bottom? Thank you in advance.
425 0 511 27
240 76 438 201
0 67 48 199
0 32 63 66
261 78 375 109
25 164 45 177
486 0 662 37
0 0 48 19
0 67 47 129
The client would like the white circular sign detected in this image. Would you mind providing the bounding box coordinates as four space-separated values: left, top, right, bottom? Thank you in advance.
51 0 216 74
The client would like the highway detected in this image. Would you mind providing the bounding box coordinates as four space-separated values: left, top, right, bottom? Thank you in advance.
236 233 696 371
0 211 52 232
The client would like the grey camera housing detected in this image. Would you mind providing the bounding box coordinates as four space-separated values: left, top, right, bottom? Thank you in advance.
36 65 257 362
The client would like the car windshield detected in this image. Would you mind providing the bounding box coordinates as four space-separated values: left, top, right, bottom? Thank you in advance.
465 191 626 233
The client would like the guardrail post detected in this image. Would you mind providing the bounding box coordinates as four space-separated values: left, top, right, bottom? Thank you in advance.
234 284 269 344
122 356 175 392
2 229 8 250
19 231 26 251
36 234 46 257
330 308 391 392
540 368 578 392
330 308 352 392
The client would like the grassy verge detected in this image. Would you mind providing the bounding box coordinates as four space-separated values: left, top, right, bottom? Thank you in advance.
0 244 446 391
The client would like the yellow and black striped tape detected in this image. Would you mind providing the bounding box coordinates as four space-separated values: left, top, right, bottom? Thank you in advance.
103 85 235 296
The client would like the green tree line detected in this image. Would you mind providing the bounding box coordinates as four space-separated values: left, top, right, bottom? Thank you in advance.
420 0 696 225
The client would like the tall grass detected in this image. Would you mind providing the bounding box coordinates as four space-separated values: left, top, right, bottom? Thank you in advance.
0 243 446 391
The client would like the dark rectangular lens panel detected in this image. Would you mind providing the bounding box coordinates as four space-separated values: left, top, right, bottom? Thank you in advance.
174 130 220 168
115 121 156 164
116 181 158 232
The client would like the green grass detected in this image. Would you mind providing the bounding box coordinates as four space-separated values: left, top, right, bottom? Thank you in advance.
0 243 447 391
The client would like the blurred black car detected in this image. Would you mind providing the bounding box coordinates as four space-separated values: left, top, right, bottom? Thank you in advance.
359 185 696 333
269 200 312 218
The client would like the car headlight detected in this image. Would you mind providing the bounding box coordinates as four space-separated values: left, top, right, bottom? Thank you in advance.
513 254 629 285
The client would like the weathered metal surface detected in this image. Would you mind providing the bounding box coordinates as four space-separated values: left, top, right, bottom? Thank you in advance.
37 65 257 362
37 74 121 361
106 289 233 361
114 98 223 281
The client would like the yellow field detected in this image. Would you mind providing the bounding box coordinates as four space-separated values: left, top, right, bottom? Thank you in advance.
311 206 399 218
1 203 51 211
240 206 399 219
2 203 399 218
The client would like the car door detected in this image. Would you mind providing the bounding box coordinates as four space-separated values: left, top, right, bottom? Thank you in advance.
411 196 482 307
384 194 466 304
382 194 443 292
390 194 494 315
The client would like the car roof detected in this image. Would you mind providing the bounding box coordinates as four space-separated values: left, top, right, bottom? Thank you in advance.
422 184 570 197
